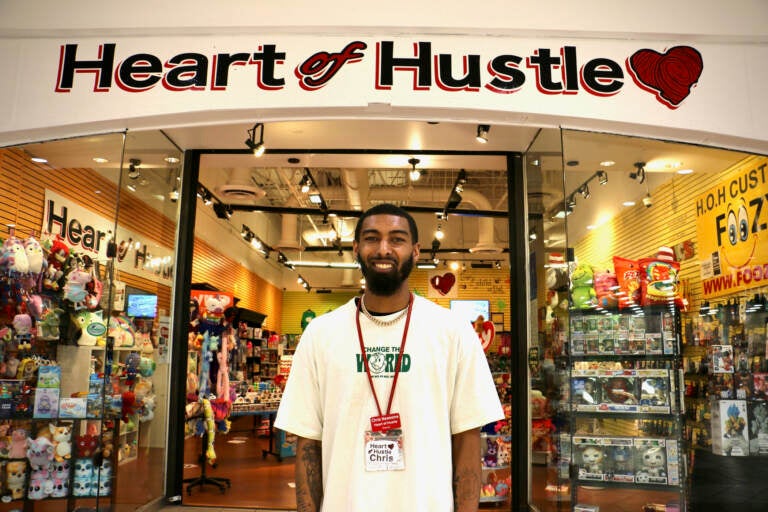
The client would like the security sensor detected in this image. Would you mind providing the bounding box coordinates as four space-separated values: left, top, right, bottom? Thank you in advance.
642 194 653 208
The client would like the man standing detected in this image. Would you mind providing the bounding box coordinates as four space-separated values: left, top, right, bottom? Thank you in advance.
275 203 504 511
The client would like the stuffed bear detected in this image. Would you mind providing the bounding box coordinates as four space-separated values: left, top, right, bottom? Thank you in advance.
50 423 72 462
9 427 28 458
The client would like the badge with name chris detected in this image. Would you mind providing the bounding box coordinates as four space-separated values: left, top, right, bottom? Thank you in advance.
364 430 404 471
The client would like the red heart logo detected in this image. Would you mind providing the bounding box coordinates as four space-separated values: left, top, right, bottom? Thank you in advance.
430 272 456 295
627 46 703 109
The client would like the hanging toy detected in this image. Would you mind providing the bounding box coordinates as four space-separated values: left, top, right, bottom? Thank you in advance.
43 236 70 291
1 231 30 275
23 235 47 290
198 332 214 398
12 311 33 351
63 260 93 310
202 397 217 465
124 352 140 388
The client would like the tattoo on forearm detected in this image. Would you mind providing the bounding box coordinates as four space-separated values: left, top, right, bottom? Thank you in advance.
297 440 323 512
453 466 481 511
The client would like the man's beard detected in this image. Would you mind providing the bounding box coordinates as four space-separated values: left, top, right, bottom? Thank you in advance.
357 253 415 297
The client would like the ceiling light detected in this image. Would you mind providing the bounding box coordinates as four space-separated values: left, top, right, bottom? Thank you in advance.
529 230 537 241
30 156 48 164
677 168 694 175
308 192 323 205
622 200 636 207
164 156 180 164
299 175 311 193
408 157 422 181
434 225 444 240
128 158 142 179
127 184 137 192
168 188 179 203
213 202 233 219
475 124 490 143
449 261 460 271
580 184 591 199
92 157 108 164
596 170 608 185
416 261 438 269
630 162 646 184
244 122 266 157
600 160 615 167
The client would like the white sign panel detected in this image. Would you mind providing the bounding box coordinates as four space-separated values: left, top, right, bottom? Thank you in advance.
42 189 174 286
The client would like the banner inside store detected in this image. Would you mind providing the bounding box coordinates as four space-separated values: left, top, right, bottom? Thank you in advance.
42 189 175 286
0 34 765 149
696 157 768 299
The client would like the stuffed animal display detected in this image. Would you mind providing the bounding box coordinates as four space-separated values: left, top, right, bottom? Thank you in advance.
570 263 597 309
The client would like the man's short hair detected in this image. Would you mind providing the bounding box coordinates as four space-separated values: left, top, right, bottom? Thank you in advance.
354 203 419 243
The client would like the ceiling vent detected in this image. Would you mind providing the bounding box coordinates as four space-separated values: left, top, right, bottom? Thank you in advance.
216 168 266 201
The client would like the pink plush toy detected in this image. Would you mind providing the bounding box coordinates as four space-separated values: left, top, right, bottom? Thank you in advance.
9 428 29 459
27 436 54 470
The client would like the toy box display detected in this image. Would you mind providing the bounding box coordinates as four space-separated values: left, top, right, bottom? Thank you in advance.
572 369 672 414
748 400 768 455
633 438 679 486
710 399 749 456
604 437 635 482
711 345 735 373
573 436 606 481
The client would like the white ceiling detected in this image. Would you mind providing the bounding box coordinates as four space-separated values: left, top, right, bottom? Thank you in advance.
22 119 750 292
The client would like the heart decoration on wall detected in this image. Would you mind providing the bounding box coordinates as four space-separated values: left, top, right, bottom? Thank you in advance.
429 272 456 297
627 46 703 109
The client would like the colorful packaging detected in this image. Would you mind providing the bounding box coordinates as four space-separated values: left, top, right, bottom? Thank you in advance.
593 271 619 309
612 257 641 309
639 257 680 307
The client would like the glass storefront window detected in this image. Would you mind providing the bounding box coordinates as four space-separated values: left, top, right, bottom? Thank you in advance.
0 131 179 511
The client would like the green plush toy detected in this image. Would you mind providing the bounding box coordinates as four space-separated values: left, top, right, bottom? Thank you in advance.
571 263 597 309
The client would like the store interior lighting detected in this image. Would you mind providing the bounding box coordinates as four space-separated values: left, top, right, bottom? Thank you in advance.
300 168 328 211
444 169 467 212
549 169 610 219
244 122 266 157
475 124 490 143
127 158 142 179
629 161 646 183
297 274 311 292
408 157 422 181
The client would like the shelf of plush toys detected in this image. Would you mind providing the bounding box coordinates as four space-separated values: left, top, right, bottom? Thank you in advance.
681 289 768 457
479 432 511 503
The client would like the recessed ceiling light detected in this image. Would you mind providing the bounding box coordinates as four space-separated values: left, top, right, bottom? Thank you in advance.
599 160 616 167
677 168 694 175
164 156 180 164
566 160 579 167
622 200 636 207
94 190 101 194
92 157 108 164
127 184 137 192
30 156 48 164
586 225 596 230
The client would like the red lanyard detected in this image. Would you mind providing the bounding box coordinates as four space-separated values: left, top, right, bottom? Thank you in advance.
355 293 413 417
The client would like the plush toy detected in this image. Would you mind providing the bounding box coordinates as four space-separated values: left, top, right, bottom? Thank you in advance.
24 234 47 276
75 434 99 458
6 460 28 499
570 263 597 309
37 307 64 340
72 309 107 346
139 356 156 377
63 265 93 310
121 390 138 423
202 397 217 465
50 423 72 462
43 236 70 291
1 234 30 274
52 459 70 481
51 477 68 498
108 315 135 347
496 436 511 466
139 393 156 422
580 445 604 474
483 436 498 467
28 476 47 500
12 312 33 351
27 436 55 470
9 427 29 458
124 353 140 387
72 460 92 497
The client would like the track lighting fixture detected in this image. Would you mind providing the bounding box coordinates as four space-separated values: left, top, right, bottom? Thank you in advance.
128 158 142 179
630 162 646 183
213 202 233 219
297 275 311 292
244 122 266 157
579 184 591 199
475 124 490 143
434 224 444 240
408 157 422 181
299 175 311 193
169 187 179 202
597 170 608 185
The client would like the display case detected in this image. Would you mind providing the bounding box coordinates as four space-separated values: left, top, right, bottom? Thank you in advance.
564 306 689 511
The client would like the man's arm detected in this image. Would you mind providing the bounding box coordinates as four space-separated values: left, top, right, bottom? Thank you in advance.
295 436 323 512
452 427 481 512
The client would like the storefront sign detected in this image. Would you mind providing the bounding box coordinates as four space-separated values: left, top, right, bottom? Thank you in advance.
695 157 768 298
4 34 761 150
42 190 175 286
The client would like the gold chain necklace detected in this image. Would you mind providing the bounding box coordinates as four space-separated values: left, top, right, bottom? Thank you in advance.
359 297 408 327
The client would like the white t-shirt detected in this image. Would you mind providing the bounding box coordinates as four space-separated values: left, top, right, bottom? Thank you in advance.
275 294 504 511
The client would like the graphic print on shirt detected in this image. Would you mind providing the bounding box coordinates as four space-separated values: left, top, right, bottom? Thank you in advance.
356 346 411 377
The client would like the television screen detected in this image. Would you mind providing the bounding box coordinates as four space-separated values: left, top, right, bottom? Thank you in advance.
450 299 491 324
127 294 158 318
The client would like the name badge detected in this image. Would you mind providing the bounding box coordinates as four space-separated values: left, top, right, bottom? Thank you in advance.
364 429 405 472
370 412 401 433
